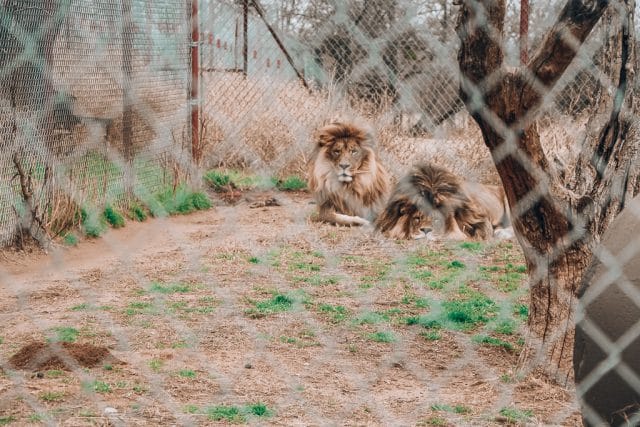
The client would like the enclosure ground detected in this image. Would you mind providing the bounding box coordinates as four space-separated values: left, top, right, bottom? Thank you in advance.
0 191 580 426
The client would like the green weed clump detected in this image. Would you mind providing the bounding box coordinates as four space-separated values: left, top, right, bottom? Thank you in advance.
129 203 148 222
247 294 295 317
154 186 212 216
442 293 497 329
204 169 266 191
103 205 125 228
472 335 514 351
80 207 107 238
63 233 79 246
276 175 307 191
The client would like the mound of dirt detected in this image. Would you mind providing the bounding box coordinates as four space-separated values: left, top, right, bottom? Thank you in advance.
8 342 122 371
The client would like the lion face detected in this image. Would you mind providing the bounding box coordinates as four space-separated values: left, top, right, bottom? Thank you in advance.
318 130 371 184
375 196 432 239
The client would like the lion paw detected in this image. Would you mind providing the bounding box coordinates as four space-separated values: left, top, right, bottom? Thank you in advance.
494 227 515 240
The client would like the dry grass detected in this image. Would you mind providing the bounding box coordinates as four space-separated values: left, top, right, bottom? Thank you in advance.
200 73 581 184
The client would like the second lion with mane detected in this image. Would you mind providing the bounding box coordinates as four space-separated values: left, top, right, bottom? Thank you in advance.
308 122 390 226
376 162 512 240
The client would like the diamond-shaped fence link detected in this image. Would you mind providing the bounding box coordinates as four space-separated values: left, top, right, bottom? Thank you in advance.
0 0 639 425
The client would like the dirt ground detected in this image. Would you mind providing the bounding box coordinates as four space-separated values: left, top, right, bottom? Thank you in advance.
0 190 580 426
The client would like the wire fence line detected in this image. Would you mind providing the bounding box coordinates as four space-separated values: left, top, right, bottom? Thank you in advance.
0 0 639 426
0 0 192 247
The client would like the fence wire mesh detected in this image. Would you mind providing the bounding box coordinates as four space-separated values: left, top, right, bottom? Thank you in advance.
1 0 639 426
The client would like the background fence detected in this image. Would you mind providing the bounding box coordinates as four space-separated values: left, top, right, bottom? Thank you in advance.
0 0 192 247
199 0 620 183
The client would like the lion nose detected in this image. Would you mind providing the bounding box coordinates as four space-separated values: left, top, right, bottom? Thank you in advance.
339 163 350 170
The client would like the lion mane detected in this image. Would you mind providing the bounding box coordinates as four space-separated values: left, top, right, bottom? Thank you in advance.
375 178 430 239
378 162 512 240
308 122 391 226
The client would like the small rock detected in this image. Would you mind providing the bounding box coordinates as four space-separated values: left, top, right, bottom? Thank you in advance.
104 407 118 416
244 363 252 369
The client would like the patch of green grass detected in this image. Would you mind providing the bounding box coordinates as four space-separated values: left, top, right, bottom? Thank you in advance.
432 404 470 414
132 384 148 394
39 391 65 402
149 358 163 372
125 301 154 316
406 254 430 267
89 380 111 393
63 232 78 246
496 272 525 292
493 319 517 335
354 311 389 325
411 270 434 281
458 241 483 251
247 294 294 317
473 335 514 351
203 169 231 190
276 175 307 191
441 293 498 330
515 304 529 319
45 370 64 378
129 203 148 221
50 327 79 343
103 205 125 228
148 281 190 294
178 369 196 378
245 403 271 417
498 407 533 423
206 405 245 423
368 331 395 343
318 304 349 323
28 414 44 423
0 416 16 425
421 330 442 341
204 169 266 191
103 364 113 371
291 261 321 272
154 185 211 216
81 207 107 238
446 260 466 269
423 416 447 426
248 256 260 264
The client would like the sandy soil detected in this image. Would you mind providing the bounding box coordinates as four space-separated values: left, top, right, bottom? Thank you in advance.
0 191 580 426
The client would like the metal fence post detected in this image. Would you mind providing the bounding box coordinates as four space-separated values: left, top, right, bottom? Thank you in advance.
191 0 200 165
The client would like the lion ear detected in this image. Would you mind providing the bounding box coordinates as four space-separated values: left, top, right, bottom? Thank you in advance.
317 130 334 147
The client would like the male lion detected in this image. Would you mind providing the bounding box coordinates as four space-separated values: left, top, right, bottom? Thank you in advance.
308 122 390 226
377 162 512 240
375 179 431 239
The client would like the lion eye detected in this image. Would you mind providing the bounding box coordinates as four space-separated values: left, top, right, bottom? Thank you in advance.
332 150 341 156
350 149 359 155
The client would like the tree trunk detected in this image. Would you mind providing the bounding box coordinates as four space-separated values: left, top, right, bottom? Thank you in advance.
456 0 639 382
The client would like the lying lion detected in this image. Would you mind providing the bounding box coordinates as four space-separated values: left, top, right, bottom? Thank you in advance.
308 122 390 226
376 162 513 241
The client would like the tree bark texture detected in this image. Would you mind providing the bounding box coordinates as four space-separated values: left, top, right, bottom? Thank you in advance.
456 0 639 382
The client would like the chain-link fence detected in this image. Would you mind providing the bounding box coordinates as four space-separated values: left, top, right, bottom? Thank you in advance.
1 0 639 425
0 0 192 247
